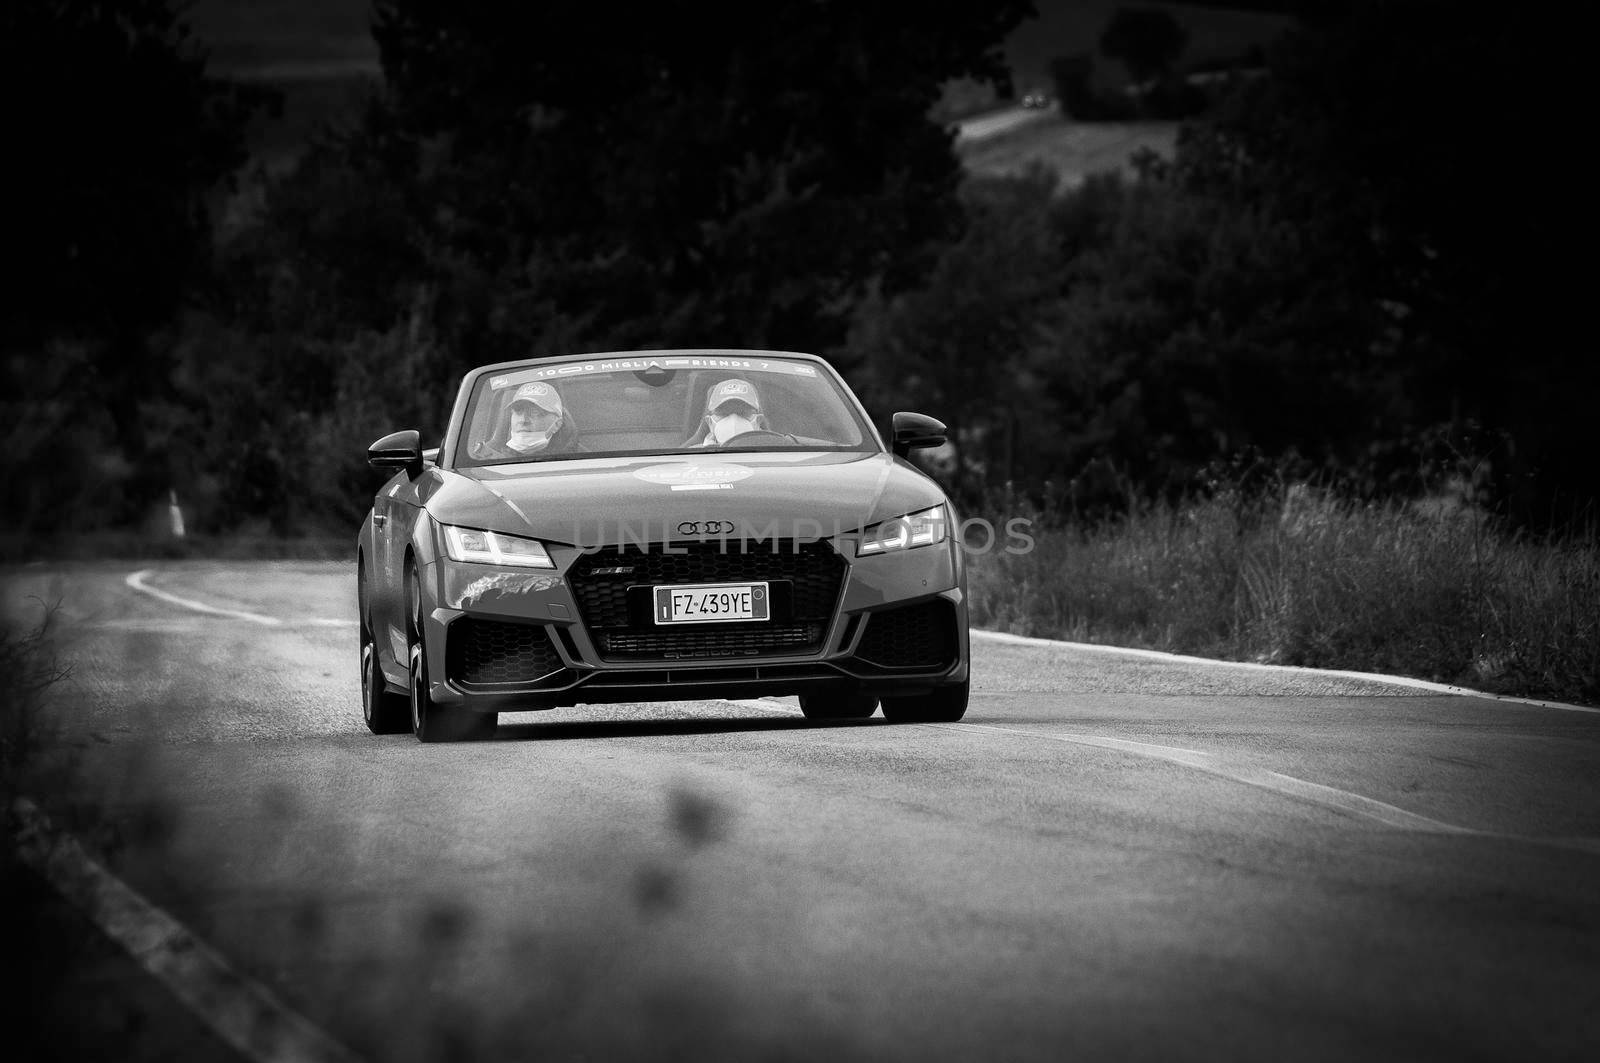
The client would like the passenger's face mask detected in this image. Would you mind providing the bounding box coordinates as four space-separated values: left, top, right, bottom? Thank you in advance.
709 412 757 443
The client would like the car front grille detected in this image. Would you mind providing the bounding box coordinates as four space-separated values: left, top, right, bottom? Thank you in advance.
599 623 824 660
569 540 845 661
855 599 959 671
446 617 566 686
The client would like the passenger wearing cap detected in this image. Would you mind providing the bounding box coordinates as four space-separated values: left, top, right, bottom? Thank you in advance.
689 378 769 447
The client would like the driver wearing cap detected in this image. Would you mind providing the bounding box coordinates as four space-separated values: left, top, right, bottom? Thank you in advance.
468 380 584 459
689 378 766 447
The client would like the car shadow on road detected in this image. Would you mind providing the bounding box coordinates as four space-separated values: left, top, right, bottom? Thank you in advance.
494 716 890 742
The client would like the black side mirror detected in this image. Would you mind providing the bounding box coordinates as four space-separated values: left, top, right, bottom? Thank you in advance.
891 412 947 458
369 429 423 477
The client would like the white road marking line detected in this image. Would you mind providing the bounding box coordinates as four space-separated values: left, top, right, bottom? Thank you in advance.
973 629 1600 715
720 698 1476 835
947 721 1471 833
944 722 1209 759
11 797 361 1063
952 721 1600 854
126 570 282 626
124 570 358 628
1252 769 1476 833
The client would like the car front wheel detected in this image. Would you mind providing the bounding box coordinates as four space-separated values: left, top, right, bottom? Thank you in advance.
362 633 411 735
408 568 497 743
359 562 409 735
880 680 968 723
409 642 496 743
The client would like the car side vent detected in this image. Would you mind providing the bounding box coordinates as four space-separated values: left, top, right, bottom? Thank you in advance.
855 599 958 670
447 618 566 687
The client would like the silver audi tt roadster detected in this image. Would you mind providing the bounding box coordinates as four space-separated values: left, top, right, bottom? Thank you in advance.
356 350 969 741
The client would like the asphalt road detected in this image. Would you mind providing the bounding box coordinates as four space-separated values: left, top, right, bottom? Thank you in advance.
4 561 1598 1062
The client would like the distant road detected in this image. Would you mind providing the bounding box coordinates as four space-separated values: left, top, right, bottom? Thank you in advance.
215 58 380 82
5 561 1599 1062
953 104 1058 142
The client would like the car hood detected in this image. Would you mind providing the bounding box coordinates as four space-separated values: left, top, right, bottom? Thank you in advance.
422 451 946 547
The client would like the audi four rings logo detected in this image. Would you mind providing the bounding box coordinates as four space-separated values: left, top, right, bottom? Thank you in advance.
678 520 736 535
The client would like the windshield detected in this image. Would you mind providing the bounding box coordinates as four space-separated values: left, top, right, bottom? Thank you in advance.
453 354 877 467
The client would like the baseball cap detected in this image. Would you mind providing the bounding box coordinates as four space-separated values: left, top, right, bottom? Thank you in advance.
510 381 562 414
707 378 760 412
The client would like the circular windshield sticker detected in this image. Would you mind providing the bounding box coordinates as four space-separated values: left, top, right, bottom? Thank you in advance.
633 462 754 486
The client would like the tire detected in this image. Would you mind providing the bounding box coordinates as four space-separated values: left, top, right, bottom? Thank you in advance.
358 562 409 735
798 689 879 720
408 566 497 743
361 632 412 735
409 643 496 742
880 680 968 723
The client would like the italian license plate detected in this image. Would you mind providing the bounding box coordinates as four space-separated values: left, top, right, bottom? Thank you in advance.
653 582 770 624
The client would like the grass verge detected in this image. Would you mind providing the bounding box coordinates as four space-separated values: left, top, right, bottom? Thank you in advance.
968 488 1600 706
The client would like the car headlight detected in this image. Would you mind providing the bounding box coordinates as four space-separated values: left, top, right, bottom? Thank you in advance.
441 525 555 568
857 505 948 555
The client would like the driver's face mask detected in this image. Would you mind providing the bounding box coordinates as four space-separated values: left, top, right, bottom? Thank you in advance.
709 410 757 443
706 399 759 443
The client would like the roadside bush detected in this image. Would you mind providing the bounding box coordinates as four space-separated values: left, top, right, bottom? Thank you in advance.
969 486 1600 706
1 342 130 534
164 308 453 536
1047 53 1138 121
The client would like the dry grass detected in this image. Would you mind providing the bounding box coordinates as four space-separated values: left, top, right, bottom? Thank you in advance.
969 488 1600 706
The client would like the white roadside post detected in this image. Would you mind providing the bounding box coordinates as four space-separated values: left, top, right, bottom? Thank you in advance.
168 489 186 538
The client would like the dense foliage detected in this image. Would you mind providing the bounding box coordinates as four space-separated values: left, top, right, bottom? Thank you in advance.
1 0 268 525
874 0 1589 529
5 0 1593 541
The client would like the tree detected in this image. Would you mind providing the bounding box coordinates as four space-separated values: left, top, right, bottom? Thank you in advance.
1170 0 1591 526
1040 168 1393 501
1099 7 1189 87
355 0 1037 360
1 0 266 521
851 169 1066 505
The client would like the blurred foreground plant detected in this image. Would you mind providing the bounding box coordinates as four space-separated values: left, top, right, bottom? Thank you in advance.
1 601 71 862
1 606 70 782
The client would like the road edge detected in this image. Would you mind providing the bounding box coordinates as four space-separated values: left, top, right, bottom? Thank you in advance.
972 629 1600 715
10 796 362 1063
